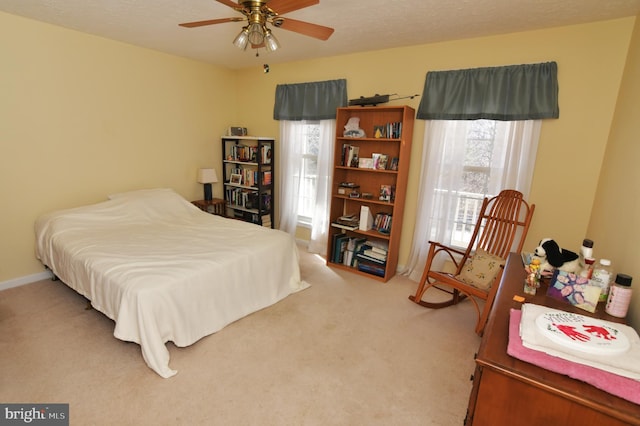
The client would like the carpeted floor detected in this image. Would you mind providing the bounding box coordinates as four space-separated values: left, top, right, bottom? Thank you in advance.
0 245 481 425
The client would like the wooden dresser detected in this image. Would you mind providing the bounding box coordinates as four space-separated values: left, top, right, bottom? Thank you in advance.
466 253 640 425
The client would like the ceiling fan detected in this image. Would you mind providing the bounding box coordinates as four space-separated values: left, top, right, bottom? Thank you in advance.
179 0 334 52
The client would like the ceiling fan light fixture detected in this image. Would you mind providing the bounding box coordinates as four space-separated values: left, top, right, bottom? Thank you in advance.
264 28 280 52
180 0 334 55
233 27 250 50
247 22 264 46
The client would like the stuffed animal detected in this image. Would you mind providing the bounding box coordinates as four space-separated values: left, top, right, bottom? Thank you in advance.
533 238 581 274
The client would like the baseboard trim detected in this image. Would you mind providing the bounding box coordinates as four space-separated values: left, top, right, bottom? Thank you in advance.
0 271 54 291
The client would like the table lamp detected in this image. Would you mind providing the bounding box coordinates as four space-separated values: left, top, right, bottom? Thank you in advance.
197 168 218 201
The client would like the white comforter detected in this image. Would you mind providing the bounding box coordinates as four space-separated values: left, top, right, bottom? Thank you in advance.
35 189 307 378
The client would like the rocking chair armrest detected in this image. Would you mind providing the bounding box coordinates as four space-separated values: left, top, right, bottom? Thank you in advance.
427 241 467 257
424 240 468 272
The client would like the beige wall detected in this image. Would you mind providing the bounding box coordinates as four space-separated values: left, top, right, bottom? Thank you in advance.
0 12 237 281
2 11 638 328
588 17 640 327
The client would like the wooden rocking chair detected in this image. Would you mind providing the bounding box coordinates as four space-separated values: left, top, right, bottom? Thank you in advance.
408 190 535 335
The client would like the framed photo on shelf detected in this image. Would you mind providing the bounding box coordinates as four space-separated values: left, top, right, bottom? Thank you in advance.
377 154 388 170
230 173 242 185
379 184 392 202
358 158 374 169
389 157 399 171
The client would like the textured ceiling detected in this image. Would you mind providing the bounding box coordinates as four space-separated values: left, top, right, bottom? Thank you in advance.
2 0 640 70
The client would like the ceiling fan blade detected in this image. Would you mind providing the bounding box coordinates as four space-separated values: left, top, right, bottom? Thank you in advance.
179 17 244 28
268 0 319 15
215 0 241 9
276 17 334 40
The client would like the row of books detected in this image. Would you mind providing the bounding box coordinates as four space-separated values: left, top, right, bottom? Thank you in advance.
227 168 271 188
241 169 258 187
331 234 389 277
226 188 271 211
381 122 403 139
341 144 360 167
355 240 388 278
374 213 392 234
232 211 271 227
260 145 272 165
228 144 258 162
227 144 273 164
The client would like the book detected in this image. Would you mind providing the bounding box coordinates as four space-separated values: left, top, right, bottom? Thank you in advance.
363 249 387 261
357 261 386 277
261 145 272 164
342 237 364 266
332 234 351 264
369 245 388 255
359 206 373 231
338 212 359 221
262 171 272 185
331 222 359 231
344 145 360 167
336 213 360 228
343 248 354 266
356 252 386 265
260 193 271 211
351 238 368 267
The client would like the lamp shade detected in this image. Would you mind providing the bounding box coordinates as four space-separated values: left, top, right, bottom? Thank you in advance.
264 29 280 52
233 27 249 50
197 168 218 184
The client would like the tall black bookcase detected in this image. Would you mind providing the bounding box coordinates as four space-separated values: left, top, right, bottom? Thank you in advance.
221 136 274 228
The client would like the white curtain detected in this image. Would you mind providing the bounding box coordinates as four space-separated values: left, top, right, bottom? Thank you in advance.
404 119 541 281
278 120 335 255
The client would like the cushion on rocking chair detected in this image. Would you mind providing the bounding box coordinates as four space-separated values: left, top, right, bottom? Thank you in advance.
455 248 505 290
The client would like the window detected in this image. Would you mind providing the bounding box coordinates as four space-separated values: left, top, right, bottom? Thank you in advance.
451 120 496 247
405 119 540 281
296 121 320 226
278 119 335 254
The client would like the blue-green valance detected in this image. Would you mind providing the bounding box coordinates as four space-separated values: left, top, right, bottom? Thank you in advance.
417 62 559 121
273 79 347 121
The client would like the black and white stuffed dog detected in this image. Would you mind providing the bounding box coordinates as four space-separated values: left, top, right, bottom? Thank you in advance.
533 238 581 274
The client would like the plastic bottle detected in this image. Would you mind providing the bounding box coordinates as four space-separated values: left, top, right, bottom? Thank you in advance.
591 259 613 302
580 257 595 279
580 238 594 260
579 238 594 273
605 274 633 318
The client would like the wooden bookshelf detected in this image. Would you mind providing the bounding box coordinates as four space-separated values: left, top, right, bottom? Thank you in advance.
326 106 414 282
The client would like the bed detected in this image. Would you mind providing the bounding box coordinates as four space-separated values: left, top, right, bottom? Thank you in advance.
34 188 308 378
